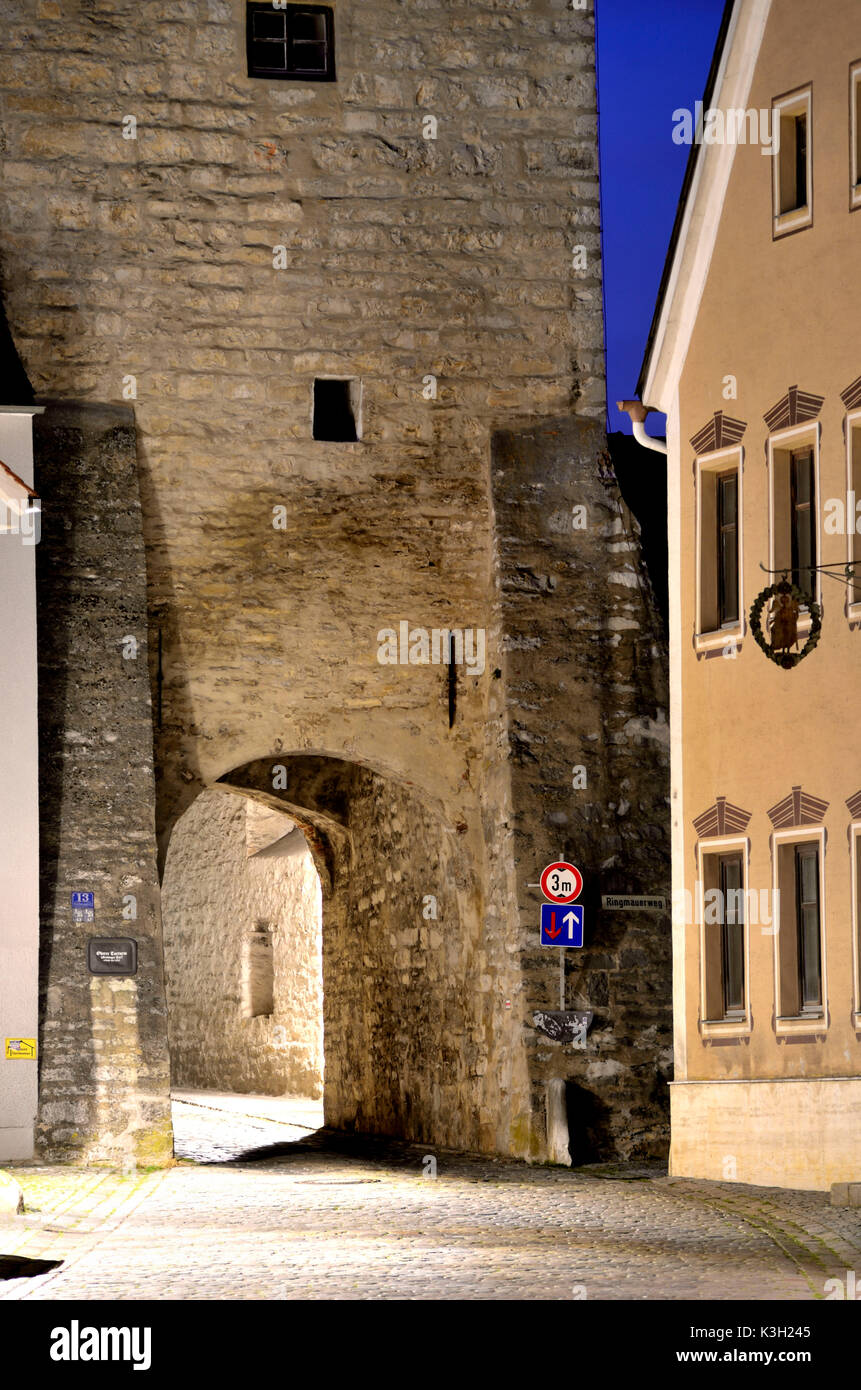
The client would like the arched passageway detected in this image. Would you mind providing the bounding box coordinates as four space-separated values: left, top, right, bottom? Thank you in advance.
160 752 525 1160
217 754 469 1148
161 789 325 1150
180 756 517 1156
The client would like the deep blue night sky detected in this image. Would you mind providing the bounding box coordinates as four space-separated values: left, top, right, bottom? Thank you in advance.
596 0 727 436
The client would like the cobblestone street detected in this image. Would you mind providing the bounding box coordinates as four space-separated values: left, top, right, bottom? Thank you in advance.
1 1094 860 1301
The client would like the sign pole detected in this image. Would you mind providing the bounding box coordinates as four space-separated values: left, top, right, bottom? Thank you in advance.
559 952 565 1010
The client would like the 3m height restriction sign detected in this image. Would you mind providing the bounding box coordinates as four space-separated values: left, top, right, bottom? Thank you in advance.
539 861 583 904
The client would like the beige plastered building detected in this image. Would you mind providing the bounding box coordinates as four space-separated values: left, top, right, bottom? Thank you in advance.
638 0 861 1190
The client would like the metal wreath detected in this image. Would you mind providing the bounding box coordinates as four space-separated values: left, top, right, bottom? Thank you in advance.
749 578 822 669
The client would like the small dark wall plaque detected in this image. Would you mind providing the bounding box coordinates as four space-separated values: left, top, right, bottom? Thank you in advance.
87 938 138 976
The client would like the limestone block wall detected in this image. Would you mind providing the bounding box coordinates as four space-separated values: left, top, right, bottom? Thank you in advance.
0 5 677 1164
491 417 673 1162
162 790 323 1098
0 0 605 862
326 772 518 1151
34 401 172 1165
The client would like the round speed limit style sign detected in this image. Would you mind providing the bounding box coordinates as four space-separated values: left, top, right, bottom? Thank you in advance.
540 861 583 904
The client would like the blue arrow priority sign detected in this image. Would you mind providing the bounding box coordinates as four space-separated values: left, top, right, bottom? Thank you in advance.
540 903 584 948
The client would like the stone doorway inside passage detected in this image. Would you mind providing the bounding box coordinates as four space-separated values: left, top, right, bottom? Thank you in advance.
161 789 326 1159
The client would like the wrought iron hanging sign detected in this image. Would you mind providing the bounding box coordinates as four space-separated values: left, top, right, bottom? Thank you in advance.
749 575 821 668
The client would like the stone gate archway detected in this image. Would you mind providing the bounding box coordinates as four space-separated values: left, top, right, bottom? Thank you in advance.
201 753 508 1150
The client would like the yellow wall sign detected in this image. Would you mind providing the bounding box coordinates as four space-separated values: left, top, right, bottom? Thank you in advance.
5 1038 37 1060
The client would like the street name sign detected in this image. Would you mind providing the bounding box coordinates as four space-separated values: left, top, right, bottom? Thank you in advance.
601 895 667 912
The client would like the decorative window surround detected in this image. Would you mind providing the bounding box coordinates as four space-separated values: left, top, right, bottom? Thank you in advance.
850 61 861 211
697 836 753 1039
689 411 747 456
767 785 830 829
772 85 813 238
763 385 825 433
693 796 753 840
694 445 745 652
771 826 828 1035
844 408 861 619
850 820 861 1026
767 421 822 622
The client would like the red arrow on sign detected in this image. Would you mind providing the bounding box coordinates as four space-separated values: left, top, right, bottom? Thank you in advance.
545 911 561 940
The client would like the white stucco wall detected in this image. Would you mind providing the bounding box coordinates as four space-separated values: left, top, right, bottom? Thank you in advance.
162 790 323 1098
671 1078 861 1191
0 409 41 1160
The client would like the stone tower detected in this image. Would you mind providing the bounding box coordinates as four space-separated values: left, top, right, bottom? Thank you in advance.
0 0 671 1165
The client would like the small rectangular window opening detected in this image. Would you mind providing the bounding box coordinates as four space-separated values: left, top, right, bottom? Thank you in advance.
770 437 819 613
849 423 861 605
246 3 335 82
699 843 749 1028
720 853 746 1019
775 835 825 1023
779 111 808 214
717 470 739 627
696 450 743 646
773 88 812 235
313 378 361 442
795 845 822 1013
242 924 274 1019
852 64 861 204
789 447 816 596
854 827 861 1015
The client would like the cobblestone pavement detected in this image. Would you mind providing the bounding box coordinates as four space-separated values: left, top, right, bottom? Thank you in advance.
1 1094 860 1301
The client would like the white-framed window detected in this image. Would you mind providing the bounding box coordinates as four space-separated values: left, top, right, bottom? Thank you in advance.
767 422 821 624
694 446 744 652
844 409 861 618
697 837 752 1038
772 85 813 237
851 823 861 1024
850 61 861 210
771 826 827 1034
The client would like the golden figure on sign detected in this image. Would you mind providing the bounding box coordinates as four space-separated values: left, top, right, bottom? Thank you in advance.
749 577 820 668
770 589 800 654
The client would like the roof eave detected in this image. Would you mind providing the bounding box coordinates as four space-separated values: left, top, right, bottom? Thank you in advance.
638 0 772 414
